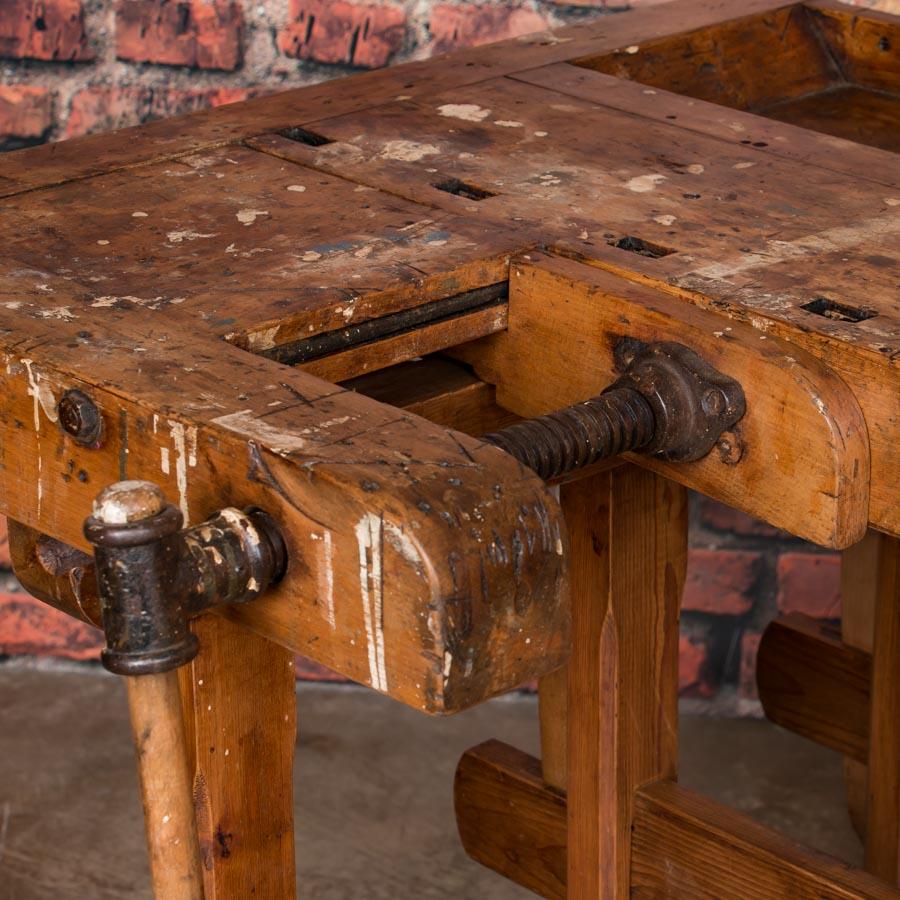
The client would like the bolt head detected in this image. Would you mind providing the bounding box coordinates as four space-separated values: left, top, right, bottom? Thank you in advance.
58 390 102 445
702 388 727 416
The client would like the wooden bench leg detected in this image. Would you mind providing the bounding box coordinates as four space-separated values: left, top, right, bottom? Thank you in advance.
842 530 900 886
179 614 297 898
542 465 687 897
842 532 880 840
864 534 900 884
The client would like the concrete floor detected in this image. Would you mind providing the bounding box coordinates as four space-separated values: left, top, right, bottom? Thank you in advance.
0 664 861 899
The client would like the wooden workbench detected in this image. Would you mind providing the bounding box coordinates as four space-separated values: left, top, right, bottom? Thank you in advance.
1 0 897 896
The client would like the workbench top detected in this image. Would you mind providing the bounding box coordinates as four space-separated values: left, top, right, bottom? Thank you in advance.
0 0 897 709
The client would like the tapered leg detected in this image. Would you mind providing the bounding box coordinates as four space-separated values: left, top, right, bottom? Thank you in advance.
179 614 297 898
561 466 688 898
126 671 205 900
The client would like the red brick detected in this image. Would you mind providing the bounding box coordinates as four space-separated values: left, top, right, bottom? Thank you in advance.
116 0 243 70
777 552 841 618
0 517 9 568
0 0 93 61
698 497 783 538
682 547 760 615
0 84 53 145
738 631 762 701
65 85 252 138
0 591 103 660
678 633 711 696
279 0 406 68
295 656 348 682
429 3 549 54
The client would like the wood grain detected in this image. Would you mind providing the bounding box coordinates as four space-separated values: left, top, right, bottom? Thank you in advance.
843 531 883 838
454 744 897 899
865 534 900 884
454 253 870 548
0 303 569 714
538 664 568 792
564 466 686 897
454 739 566 899
0 0 794 197
179 615 297 898
126 671 205 900
631 780 899 899
757 613 871 762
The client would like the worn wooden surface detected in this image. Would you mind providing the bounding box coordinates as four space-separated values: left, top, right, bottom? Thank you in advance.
1 2 897 898
758 614 871 762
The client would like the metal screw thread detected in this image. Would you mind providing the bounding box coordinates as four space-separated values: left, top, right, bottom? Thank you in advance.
484 386 656 481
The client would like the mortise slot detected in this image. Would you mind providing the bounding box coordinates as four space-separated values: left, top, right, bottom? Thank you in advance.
800 297 877 323
433 178 497 201
608 235 675 259
277 126 334 147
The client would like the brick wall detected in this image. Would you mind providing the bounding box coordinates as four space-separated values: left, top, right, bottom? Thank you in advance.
0 0 853 714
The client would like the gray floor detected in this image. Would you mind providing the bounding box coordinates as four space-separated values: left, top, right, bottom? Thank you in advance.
0 664 861 898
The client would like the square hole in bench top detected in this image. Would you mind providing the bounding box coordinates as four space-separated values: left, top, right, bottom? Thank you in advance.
572 3 900 153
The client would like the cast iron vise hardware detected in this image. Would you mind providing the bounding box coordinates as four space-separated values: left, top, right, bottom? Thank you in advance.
84 480 287 677
484 340 745 481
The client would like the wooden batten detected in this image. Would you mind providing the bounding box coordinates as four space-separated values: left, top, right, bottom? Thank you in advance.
758 614 871 762
454 741 898 899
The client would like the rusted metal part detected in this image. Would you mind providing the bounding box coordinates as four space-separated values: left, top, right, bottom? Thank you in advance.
485 387 655 481
260 282 508 365
484 340 745 480
57 389 104 446
84 480 287 677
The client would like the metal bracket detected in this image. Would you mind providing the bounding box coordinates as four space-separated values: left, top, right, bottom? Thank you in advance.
484 339 745 480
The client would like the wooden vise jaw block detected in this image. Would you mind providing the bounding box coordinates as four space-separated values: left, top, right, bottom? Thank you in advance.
454 252 871 549
0 299 569 715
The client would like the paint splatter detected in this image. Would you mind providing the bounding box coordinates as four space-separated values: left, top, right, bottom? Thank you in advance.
437 103 491 122
625 173 666 193
236 209 269 226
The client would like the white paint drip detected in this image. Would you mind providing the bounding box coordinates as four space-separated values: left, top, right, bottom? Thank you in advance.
355 513 388 692
286 184 307 192
437 103 491 122
21 359 58 431
312 531 336 629
160 446 170 475
654 214 677 226
167 422 197 524
493 120 523 128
